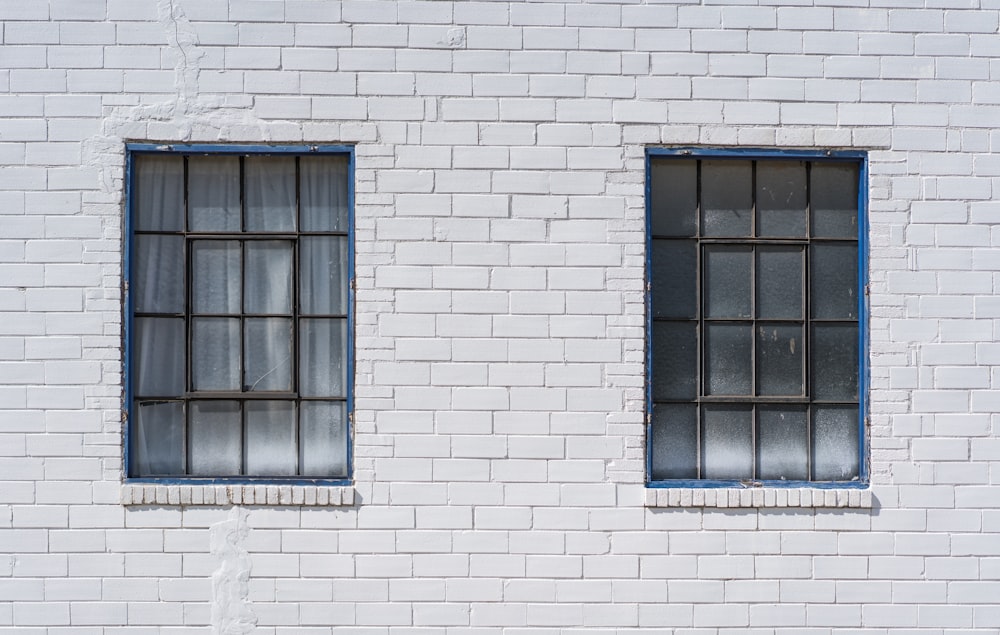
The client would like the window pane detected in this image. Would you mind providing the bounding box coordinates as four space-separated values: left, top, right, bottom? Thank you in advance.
245 240 293 314
705 323 752 395
812 406 859 481
757 323 804 397
757 406 808 481
135 235 184 314
811 323 859 401
300 401 348 477
244 318 293 392
134 318 185 397
650 159 697 237
301 156 350 232
189 156 240 232
245 401 296 476
652 321 697 401
192 240 241 314
702 160 751 237
132 400 184 476
810 243 858 319
191 318 240 391
300 236 349 316
756 161 807 238
651 239 696 319
245 156 296 232
135 155 183 232
811 163 859 239
189 401 242 476
702 405 753 480
300 318 348 398
756 246 803 320
650 404 698 480
705 245 751 319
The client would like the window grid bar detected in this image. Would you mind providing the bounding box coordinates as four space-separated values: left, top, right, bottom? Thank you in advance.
804 160 813 480
694 159 703 479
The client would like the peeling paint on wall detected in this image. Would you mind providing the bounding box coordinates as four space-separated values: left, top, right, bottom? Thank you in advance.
210 506 255 635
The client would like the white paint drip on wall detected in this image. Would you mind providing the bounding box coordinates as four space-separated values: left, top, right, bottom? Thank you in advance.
210 506 256 635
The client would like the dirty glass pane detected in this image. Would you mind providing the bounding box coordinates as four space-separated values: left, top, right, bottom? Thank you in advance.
650 159 697 237
811 163 859 239
245 156 296 232
702 405 753 480
757 323 804 396
757 161 807 238
650 404 698 480
244 318 293 392
705 245 752 318
245 240 293 314
651 239 696 319
652 321 697 401
811 323 859 401
813 406 859 481
189 156 240 232
300 318 348 398
757 406 808 481
191 318 240 391
705 323 752 395
756 247 803 320
245 401 296 476
300 236 349 316
301 401 348 477
810 243 858 319
301 156 350 232
134 318 185 397
702 160 752 237
135 154 183 232
189 401 242 476
135 235 184 314
192 240 240 314
132 401 183 476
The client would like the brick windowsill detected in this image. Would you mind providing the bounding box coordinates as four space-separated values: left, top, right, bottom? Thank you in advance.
644 487 872 508
121 483 355 506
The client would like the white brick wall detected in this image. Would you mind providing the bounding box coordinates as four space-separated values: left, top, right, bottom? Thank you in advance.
1 0 999 631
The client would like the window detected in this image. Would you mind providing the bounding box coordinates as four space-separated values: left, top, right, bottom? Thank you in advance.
646 149 866 485
125 144 353 482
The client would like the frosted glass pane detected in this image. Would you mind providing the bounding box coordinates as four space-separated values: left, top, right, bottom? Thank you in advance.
757 323 804 396
756 247 803 319
705 323 752 395
652 321 697 401
301 156 350 232
244 318 292 392
300 318 348 398
301 401 348 477
811 243 858 319
246 401 296 476
757 161 807 238
811 324 859 401
813 406 859 481
135 155 183 232
135 235 184 314
245 156 296 232
757 406 808 481
651 240 696 319
702 160 751 237
189 156 240 231
650 404 697 480
811 163 859 239
650 159 697 237
191 318 240 391
189 401 241 476
132 400 183 476
192 240 240 314
702 405 753 480
134 318 185 397
245 241 293 314
300 236 349 316
705 245 751 318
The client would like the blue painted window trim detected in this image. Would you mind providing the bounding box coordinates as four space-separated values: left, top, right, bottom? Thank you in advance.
123 143 355 486
645 147 869 490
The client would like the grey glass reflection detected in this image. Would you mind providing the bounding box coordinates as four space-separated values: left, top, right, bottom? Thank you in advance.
705 323 752 395
191 318 240 391
189 156 240 231
245 241 293 314
134 318 185 397
702 160 752 237
757 323 804 396
300 401 348 477
300 318 348 398
301 156 350 232
811 243 858 319
189 401 241 476
812 324 859 401
705 245 752 318
756 247 803 319
813 406 859 480
245 156 296 232
245 401 296 476
650 404 698 480
811 163 859 239
132 401 183 476
756 161 807 237
244 318 293 392
650 159 697 237
702 405 753 479
652 322 697 400
135 155 183 232
192 241 240 314
135 235 184 314
757 407 808 481
300 236 348 315
651 240 696 319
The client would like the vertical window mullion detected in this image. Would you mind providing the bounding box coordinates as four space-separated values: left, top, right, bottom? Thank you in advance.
183 155 191 475
695 159 703 479
294 156 302 475
804 161 814 480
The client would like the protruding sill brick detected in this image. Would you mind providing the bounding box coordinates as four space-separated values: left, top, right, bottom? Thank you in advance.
121 484 355 506
644 487 872 509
